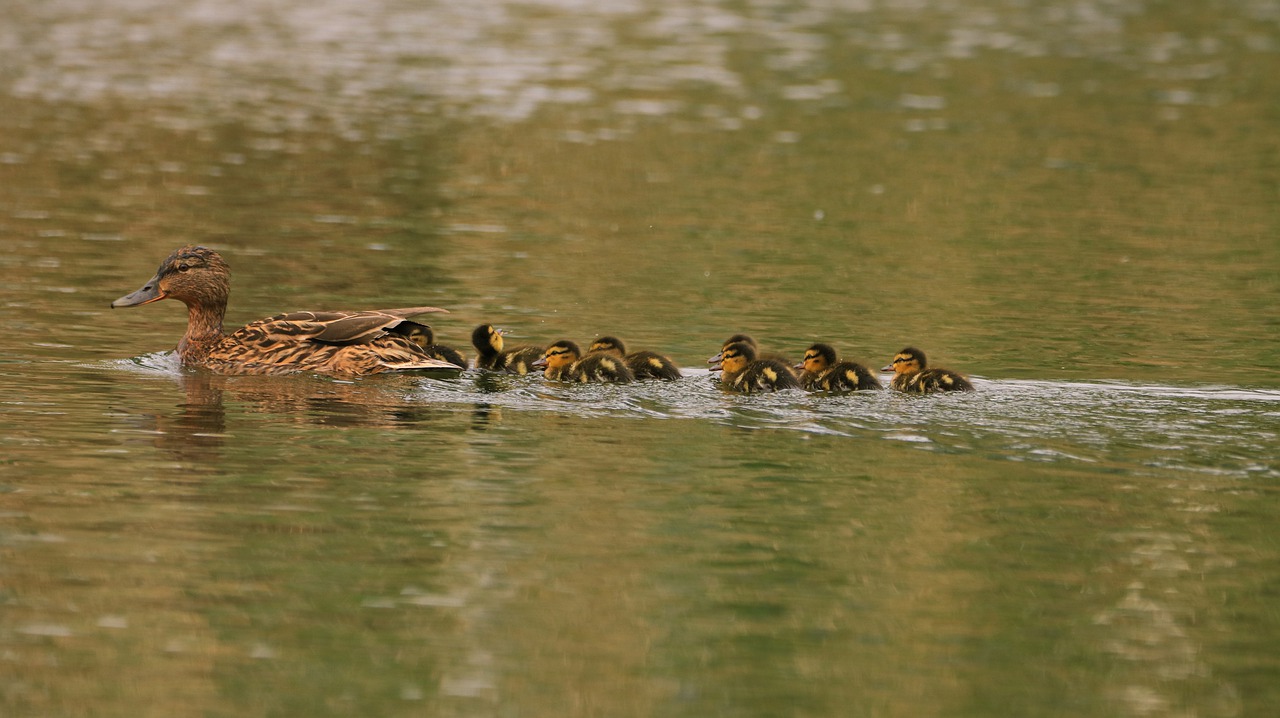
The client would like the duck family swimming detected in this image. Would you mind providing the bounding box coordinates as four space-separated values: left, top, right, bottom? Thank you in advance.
113 247 975 392
111 246 461 376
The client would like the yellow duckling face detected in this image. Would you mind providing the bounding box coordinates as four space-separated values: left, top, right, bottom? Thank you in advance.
536 341 581 375
712 342 755 378
885 347 925 376
588 336 626 357
472 324 505 353
404 324 435 350
798 343 836 375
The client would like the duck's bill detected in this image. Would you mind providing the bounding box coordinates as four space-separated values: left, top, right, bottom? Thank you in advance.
530 358 548 369
880 364 894 372
708 362 723 372
706 353 723 365
111 275 165 308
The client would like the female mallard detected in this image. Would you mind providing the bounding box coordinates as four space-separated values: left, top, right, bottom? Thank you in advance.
470 324 544 375
882 347 974 393
533 340 634 383
111 245 461 376
404 325 468 369
588 335 681 380
795 343 881 392
709 341 800 393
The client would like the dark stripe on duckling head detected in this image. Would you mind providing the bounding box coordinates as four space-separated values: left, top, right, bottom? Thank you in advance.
589 336 626 356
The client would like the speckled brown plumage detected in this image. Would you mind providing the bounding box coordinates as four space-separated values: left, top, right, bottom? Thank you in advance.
111 246 460 376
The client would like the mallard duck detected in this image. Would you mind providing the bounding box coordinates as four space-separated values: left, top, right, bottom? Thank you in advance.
795 343 881 392
709 341 800 393
710 333 794 369
588 335 681 380
882 347 975 393
470 324 544 375
110 245 461 376
404 325 468 369
532 340 634 383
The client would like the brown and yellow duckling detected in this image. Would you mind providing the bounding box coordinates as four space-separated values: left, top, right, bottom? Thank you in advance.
532 340 634 383
795 343 881 392
883 346 975 393
404 325 468 369
470 324 544 375
588 336 681 380
709 341 801 393
111 245 460 376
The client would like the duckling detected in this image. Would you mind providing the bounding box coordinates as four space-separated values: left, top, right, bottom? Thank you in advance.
795 343 881 392
470 324 544 375
533 340 634 383
588 335 681 380
402 324 467 369
110 245 460 376
882 346 975 393
709 341 800 393
710 333 795 370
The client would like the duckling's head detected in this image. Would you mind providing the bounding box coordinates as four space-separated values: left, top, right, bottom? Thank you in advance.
797 343 838 375
471 324 504 354
709 334 757 365
112 245 230 310
588 336 626 357
709 341 756 377
404 323 435 349
532 340 582 374
884 346 926 375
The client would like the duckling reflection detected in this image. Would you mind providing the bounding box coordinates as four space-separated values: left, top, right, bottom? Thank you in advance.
795 343 881 392
709 341 800 393
587 335 681 380
533 340 634 383
882 346 974 393
470 324 544 375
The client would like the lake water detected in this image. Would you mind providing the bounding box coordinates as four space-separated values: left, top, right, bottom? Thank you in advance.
2 1 1278 716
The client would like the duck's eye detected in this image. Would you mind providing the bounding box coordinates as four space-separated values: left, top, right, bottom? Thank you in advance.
177 263 191 273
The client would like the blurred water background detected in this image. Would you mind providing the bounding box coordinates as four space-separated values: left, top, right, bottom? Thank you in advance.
1 1 1278 716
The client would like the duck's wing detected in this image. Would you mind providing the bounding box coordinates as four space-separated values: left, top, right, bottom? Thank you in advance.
264 307 448 346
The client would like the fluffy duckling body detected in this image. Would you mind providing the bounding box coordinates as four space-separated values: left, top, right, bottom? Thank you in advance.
883 347 974 393
795 343 881 392
588 336 681 380
471 324 544 375
111 246 459 376
533 340 634 383
710 341 800 393
404 325 467 369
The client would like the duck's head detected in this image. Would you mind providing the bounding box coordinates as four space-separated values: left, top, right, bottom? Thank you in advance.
883 347 926 375
404 324 436 349
709 341 755 377
531 340 581 373
112 245 230 310
589 336 626 357
797 343 838 374
708 333 758 365
472 324 504 353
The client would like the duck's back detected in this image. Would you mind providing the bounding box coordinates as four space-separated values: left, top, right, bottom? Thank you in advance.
624 350 681 380
811 361 881 392
893 368 974 393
